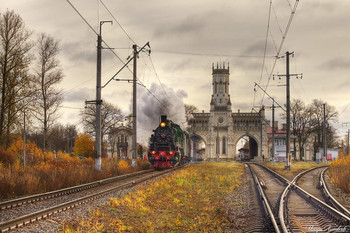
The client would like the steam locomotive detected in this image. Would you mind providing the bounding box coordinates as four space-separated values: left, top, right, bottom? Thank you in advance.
148 115 191 169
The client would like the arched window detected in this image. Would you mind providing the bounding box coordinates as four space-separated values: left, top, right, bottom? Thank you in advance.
216 136 220 155
222 136 226 154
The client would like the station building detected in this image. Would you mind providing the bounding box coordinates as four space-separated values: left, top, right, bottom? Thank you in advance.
187 63 268 161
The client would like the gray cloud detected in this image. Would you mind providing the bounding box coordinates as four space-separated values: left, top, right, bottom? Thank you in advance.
4 0 350 136
154 14 207 38
63 87 95 103
320 58 350 71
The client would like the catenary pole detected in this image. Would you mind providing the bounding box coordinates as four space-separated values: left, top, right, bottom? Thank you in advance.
95 26 102 171
272 99 275 164
286 51 291 168
323 103 327 163
95 21 112 171
23 111 26 167
132 44 137 166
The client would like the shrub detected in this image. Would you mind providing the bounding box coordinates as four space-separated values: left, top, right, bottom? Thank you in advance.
0 146 16 165
73 134 95 158
117 159 130 170
329 154 350 193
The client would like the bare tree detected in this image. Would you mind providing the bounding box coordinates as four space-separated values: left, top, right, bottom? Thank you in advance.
184 104 198 122
0 10 34 147
289 99 313 160
32 33 63 154
81 101 124 151
309 99 338 149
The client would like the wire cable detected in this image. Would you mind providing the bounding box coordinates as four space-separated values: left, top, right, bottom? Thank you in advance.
261 0 300 104
256 0 272 107
99 0 137 44
272 4 284 37
148 56 169 98
154 50 273 58
66 1 171 114
66 0 98 36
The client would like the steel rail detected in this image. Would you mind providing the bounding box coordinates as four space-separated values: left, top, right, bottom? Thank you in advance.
278 166 350 233
247 164 281 233
0 169 153 210
0 166 185 232
319 167 350 217
252 163 290 184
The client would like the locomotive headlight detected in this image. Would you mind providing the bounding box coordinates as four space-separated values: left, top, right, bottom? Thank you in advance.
160 122 166 127
151 151 156 155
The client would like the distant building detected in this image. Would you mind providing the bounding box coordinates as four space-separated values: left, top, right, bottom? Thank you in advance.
187 63 268 161
266 121 314 161
108 125 132 159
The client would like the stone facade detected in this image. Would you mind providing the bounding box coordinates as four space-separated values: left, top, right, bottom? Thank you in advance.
188 64 268 161
108 125 132 159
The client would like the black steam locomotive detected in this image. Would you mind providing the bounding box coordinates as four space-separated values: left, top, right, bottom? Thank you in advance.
148 115 191 169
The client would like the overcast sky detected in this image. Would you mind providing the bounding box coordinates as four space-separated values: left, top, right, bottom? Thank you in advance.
1 0 350 139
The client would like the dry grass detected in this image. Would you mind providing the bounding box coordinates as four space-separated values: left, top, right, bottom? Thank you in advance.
63 162 245 232
262 161 330 180
0 157 151 199
0 137 151 199
329 154 350 194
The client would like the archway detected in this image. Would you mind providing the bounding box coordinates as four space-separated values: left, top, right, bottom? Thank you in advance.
236 135 259 160
190 134 206 161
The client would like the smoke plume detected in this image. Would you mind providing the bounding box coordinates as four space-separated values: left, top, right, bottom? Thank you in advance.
135 83 187 146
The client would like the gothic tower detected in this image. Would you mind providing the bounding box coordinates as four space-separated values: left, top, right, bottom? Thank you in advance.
210 63 232 112
208 62 233 158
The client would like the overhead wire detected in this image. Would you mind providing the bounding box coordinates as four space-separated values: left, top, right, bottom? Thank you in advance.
97 1 172 113
149 56 169 97
260 0 300 104
154 49 273 58
66 0 98 36
66 0 170 113
99 0 137 45
256 0 272 107
272 4 284 37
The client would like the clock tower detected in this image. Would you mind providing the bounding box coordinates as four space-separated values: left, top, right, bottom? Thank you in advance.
210 62 232 113
187 63 267 161
208 62 233 157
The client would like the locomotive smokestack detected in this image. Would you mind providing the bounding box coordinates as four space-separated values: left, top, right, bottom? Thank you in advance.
135 83 187 145
161 115 167 123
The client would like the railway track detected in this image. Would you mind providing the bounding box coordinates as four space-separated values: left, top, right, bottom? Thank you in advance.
0 166 186 232
248 163 350 233
247 163 281 232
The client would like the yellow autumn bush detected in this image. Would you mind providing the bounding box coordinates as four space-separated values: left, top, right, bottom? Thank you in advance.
0 137 150 199
329 153 350 193
117 159 129 170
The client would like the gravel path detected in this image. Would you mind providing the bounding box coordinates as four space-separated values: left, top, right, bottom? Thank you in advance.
223 166 264 232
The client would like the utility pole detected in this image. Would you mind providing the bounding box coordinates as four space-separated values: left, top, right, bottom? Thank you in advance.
342 122 350 156
132 44 137 166
260 109 263 161
23 111 26 167
323 103 327 163
286 51 291 168
348 129 350 156
100 42 150 167
95 20 112 171
271 99 275 164
273 51 302 168
254 83 285 163
323 104 327 163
